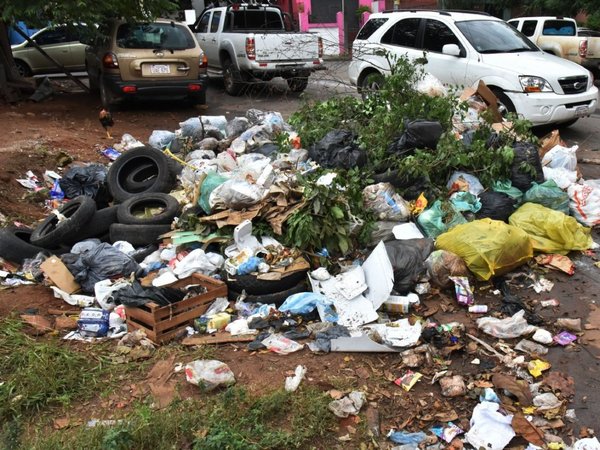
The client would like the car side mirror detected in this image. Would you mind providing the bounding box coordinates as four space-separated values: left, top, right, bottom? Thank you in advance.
442 44 461 57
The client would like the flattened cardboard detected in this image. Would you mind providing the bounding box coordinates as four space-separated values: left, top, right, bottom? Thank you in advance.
40 256 80 294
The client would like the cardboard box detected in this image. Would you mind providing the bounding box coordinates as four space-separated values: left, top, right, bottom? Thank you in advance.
40 256 80 294
460 80 503 123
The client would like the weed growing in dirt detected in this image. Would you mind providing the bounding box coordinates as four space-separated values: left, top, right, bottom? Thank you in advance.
23 388 335 450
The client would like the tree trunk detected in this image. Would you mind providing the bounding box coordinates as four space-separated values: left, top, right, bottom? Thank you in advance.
0 21 34 103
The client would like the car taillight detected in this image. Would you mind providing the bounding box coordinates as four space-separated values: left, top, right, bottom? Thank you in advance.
579 39 588 58
246 37 256 60
102 52 119 69
188 83 202 91
318 37 323 58
199 53 208 70
122 85 137 93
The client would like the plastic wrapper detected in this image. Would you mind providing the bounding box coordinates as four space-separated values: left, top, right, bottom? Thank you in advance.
185 359 236 391
211 179 267 210
542 144 578 171
415 73 447 96
523 180 569 214
388 431 427 445
417 200 467 238
447 171 484 196
362 183 411 221
425 250 470 289
284 365 307 392
510 141 545 191
568 180 600 227
178 117 204 141
261 333 303 354
148 130 175 150
308 129 367 169
450 276 474 305
477 310 536 339
476 190 517 222
61 242 142 294
450 191 481 213
385 239 434 295
387 119 443 157
508 202 593 255
465 402 515 450
436 219 533 280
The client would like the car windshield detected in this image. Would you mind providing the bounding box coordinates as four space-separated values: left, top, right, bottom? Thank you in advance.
116 23 195 50
456 19 538 53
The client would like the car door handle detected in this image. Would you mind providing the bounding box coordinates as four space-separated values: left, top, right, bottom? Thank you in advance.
211 38 216 42
177 66 190 72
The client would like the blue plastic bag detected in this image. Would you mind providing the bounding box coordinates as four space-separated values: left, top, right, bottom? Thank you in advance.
279 292 338 322
388 431 427 445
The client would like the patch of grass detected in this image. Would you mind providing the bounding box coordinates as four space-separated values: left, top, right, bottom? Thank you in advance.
0 318 105 422
22 387 336 450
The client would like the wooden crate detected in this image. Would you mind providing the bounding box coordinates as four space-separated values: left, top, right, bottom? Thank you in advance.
125 273 227 344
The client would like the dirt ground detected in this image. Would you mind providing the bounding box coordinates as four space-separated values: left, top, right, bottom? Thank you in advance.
1 87 600 446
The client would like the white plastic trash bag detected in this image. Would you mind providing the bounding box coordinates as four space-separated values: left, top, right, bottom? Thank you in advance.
543 166 578 190
465 401 515 450
172 249 224 278
568 180 600 227
447 171 484 196
542 144 578 171
185 360 236 391
477 310 536 339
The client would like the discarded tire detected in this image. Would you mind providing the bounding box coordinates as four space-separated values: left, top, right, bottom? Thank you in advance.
225 270 307 295
117 193 180 225
227 281 308 306
0 226 46 263
63 205 119 245
109 223 171 246
30 196 96 248
107 146 177 203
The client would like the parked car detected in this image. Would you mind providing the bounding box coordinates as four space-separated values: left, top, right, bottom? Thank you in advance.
191 3 323 96
349 10 599 127
507 16 600 75
85 19 208 107
11 24 87 77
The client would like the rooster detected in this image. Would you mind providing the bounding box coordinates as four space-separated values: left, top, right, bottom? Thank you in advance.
99 109 114 139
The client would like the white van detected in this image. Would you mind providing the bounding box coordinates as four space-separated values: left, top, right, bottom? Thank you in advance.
348 10 598 127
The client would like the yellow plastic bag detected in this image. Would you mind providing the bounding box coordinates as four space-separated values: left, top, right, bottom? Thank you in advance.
436 219 533 280
508 203 593 255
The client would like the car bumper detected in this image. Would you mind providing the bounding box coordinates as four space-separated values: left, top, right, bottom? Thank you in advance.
508 86 599 125
244 59 322 77
103 75 209 103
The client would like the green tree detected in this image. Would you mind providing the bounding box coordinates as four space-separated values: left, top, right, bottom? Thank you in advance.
0 0 177 102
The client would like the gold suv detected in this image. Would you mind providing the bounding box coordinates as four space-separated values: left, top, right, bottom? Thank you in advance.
85 19 208 107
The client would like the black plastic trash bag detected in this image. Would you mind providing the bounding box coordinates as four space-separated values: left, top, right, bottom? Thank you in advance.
112 280 186 307
387 120 443 157
308 130 367 169
476 191 517 222
510 142 544 192
59 164 108 200
385 239 434 295
61 241 141 293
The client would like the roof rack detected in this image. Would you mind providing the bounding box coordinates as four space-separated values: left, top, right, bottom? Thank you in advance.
382 9 490 16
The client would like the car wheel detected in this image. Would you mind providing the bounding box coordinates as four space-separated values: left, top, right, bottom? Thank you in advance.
222 58 245 96
30 196 97 248
360 71 385 101
100 78 120 108
109 223 172 246
106 146 177 203
491 89 516 117
15 60 32 78
116 193 180 225
287 77 309 92
0 227 46 264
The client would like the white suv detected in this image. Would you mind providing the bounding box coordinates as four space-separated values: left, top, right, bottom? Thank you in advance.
349 10 598 127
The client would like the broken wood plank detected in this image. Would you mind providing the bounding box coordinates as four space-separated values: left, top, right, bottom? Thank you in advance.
182 333 255 346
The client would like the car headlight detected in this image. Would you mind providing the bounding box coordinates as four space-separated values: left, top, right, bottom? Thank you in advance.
519 76 553 93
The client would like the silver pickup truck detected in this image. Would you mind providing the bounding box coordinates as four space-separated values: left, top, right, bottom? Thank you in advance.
192 2 324 95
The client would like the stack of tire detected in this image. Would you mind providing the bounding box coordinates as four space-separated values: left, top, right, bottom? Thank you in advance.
0 146 182 265
225 270 309 306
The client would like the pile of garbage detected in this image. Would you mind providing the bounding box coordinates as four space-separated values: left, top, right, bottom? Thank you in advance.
1 90 599 448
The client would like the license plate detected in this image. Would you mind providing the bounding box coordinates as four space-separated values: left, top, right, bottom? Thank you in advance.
150 64 170 74
575 105 589 117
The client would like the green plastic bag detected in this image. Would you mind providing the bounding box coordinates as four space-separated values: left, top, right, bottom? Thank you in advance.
199 171 228 214
436 219 533 280
417 200 467 238
450 191 481 213
508 202 593 254
523 180 569 214
492 179 523 205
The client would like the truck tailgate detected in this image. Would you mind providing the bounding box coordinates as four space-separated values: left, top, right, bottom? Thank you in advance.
587 37 600 60
254 33 319 61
